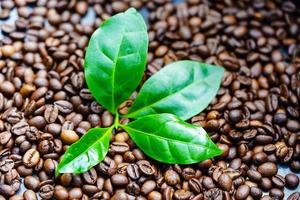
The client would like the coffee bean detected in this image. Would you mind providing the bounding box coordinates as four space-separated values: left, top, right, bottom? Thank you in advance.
202 176 216 189
111 142 129 154
174 189 192 200
126 182 140 196
101 111 114 127
28 116 46 130
60 130 79 144
163 187 174 200
164 169 180 186
54 100 73 114
54 186 68 200
137 160 155 176
271 174 285 188
269 188 284 199
24 176 40 191
111 174 128 187
218 173 232 191
0 159 14 173
261 177 272 191
287 192 300 200
11 121 29 136
250 186 262 199
127 164 140 180
23 149 40 167
285 173 300 189
24 189 38 200
97 157 117 177
247 169 262 182
235 184 250 200
257 162 277 177
148 191 162 200
0 184 15 197
141 180 156 195
204 188 222 200
1 45 15 57
83 168 97 185
188 178 202 193
44 105 59 123
0 131 11 145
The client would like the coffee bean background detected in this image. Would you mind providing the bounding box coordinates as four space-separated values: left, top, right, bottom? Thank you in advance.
0 0 300 199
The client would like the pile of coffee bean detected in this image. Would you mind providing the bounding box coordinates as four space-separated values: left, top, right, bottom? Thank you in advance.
0 0 299 199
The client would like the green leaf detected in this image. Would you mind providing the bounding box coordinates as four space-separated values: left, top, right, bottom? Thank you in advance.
56 127 112 175
84 8 148 113
126 60 224 120
121 114 222 164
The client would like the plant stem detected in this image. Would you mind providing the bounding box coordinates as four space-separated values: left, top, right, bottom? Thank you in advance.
113 112 119 129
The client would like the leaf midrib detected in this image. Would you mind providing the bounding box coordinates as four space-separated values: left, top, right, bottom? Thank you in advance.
128 70 218 117
123 125 210 149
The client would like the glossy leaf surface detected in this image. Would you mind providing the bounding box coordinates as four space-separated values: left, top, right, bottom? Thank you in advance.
121 114 222 164
126 60 224 120
85 8 148 113
56 127 112 175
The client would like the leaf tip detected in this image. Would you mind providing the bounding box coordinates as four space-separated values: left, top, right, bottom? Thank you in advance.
55 168 60 178
126 7 138 14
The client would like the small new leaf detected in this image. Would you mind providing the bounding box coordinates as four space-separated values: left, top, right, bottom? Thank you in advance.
85 8 148 113
126 60 224 120
56 127 112 176
121 113 222 164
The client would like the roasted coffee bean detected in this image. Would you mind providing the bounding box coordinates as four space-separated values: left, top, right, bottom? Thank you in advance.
127 164 140 180
164 169 180 186
261 177 272 191
97 157 117 177
202 176 216 189
137 160 155 176
218 173 232 191
247 169 262 182
250 186 262 199
269 188 284 199
44 105 59 123
287 192 300 200
102 111 114 127
23 149 40 167
0 184 15 197
174 189 192 200
182 167 195 180
24 176 40 191
43 158 57 175
141 180 156 195
188 178 202 193
11 121 29 136
0 131 11 145
148 191 162 200
82 168 97 184
235 184 250 200
285 173 299 189
54 100 73 114
126 182 140 196
60 130 79 144
39 184 54 200
24 189 38 200
111 142 129 154
204 188 222 200
0 159 14 173
54 186 68 200
111 174 128 187
271 174 285 188
257 162 277 177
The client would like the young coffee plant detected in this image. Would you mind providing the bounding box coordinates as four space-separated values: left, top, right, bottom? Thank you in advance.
56 8 224 175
